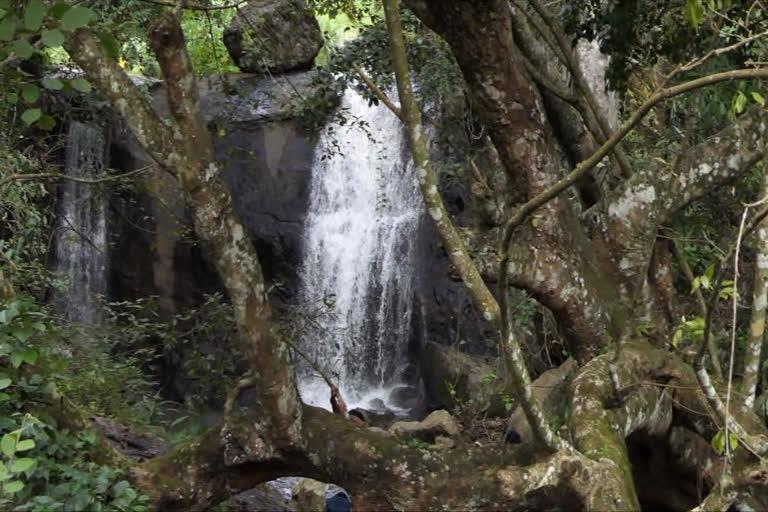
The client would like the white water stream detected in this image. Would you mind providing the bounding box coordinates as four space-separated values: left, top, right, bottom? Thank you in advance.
296 90 423 411
52 121 108 325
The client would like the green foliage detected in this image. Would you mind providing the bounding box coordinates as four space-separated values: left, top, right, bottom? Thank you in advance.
0 147 55 299
90 294 240 415
0 1 103 131
711 428 739 455
180 8 238 76
672 316 705 348
563 0 759 88
0 298 148 512
403 438 432 449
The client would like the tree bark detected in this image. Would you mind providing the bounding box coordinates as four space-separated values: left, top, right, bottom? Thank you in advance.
743 170 768 408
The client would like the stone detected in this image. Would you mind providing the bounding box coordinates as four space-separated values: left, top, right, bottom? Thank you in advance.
367 426 392 437
290 478 326 512
367 398 387 410
352 408 397 429
505 358 577 445
388 385 424 411
221 484 290 511
223 0 323 74
420 342 507 416
434 435 455 450
388 409 460 441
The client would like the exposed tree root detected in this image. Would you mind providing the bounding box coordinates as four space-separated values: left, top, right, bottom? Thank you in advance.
112 341 767 510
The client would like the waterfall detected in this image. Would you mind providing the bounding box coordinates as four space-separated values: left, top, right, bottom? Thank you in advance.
296 89 423 411
52 122 108 325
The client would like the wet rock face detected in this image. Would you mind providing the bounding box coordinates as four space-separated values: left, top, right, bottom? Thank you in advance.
223 0 323 74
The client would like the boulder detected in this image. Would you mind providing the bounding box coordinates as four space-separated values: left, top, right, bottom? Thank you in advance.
434 435 455 450
349 408 397 429
505 358 577 446
388 409 460 441
367 426 392 437
223 0 323 74
420 342 507 416
388 385 424 411
290 478 326 512
221 484 290 511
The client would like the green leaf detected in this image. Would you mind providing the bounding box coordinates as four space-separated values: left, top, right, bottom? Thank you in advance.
684 0 704 30
0 15 16 42
711 430 725 454
22 348 37 365
112 480 131 496
16 439 34 452
41 29 65 48
70 77 91 93
60 6 96 31
732 91 747 115
42 77 63 90
6 92 17 104
752 91 765 106
21 83 39 104
1 433 16 457
37 114 55 130
12 38 34 59
0 378 10 390
10 350 24 368
10 457 35 473
98 31 119 59
691 276 701 292
3 479 24 494
672 327 683 348
21 108 41 125
729 432 739 450
49 2 70 19
23 0 43 31
0 393 10 402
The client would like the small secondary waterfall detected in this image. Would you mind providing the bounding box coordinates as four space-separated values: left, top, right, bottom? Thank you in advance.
297 90 423 410
52 122 108 325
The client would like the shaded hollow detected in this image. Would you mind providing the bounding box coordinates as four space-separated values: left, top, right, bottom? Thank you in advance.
627 431 709 512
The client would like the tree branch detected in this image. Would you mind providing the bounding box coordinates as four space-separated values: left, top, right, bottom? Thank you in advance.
527 0 633 179
137 0 249 11
499 67 768 256
0 166 153 189
664 228 723 379
352 64 402 119
64 30 180 172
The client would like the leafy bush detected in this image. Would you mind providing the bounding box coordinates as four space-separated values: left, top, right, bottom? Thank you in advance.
0 298 148 512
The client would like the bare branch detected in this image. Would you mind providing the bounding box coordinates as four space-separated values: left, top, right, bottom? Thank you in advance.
352 64 402 119
499 67 768 256
678 29 768 76
0 166 153 189
137 0 249 11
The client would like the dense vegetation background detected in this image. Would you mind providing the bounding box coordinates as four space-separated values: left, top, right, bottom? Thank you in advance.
4 0 768 510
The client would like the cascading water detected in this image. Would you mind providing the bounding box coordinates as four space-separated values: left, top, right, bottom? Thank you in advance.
51 121 108 325
296 89 423 410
